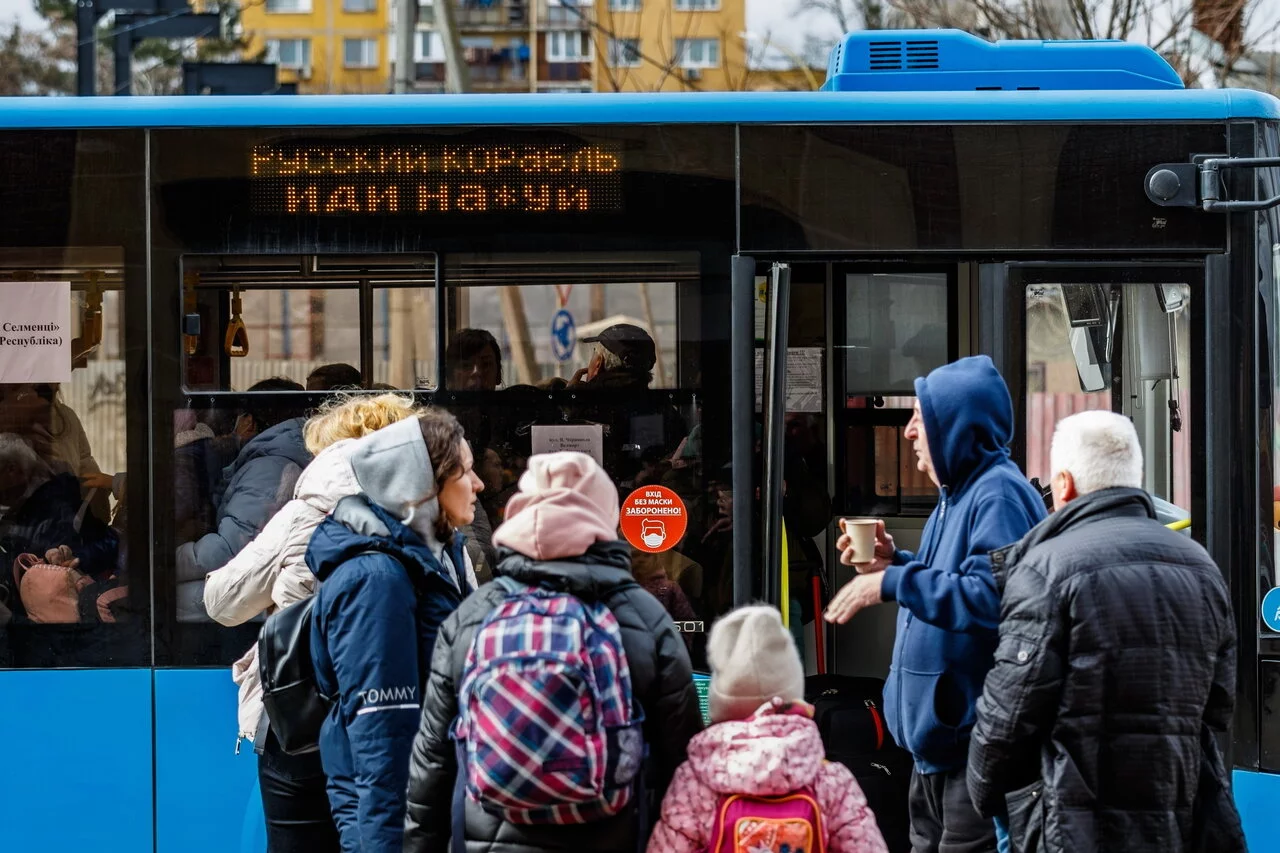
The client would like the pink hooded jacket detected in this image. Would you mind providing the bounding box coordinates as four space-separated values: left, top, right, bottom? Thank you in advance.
647 701 888 853
491 451 619 560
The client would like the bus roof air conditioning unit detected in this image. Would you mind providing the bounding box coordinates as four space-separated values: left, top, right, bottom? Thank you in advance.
820 29 1184 92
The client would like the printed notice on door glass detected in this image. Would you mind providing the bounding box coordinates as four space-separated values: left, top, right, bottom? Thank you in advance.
531 424 604 466
754 347 823 413
0 281 71 384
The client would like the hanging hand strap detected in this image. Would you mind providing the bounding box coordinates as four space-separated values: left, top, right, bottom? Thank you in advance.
224 285 249 358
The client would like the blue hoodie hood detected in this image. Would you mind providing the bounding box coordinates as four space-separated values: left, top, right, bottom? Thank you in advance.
880 355 1047 774
914 355 1014 493
213 417 311 506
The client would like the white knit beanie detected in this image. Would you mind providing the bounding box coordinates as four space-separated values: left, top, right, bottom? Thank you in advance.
707 605 805 724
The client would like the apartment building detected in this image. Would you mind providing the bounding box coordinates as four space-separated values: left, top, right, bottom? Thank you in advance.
241 0 392 93
406 0 746 93
242 0 747 94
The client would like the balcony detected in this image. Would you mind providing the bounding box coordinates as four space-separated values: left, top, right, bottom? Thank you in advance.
413 62 446 82
406 56 530 91
540 0 592 29
417 0 529 30
542 61 590 82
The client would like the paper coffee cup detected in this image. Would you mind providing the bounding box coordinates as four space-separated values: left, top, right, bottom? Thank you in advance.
841 518 878 564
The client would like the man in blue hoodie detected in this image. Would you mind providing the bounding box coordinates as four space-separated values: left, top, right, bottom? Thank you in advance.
825 355 1046 853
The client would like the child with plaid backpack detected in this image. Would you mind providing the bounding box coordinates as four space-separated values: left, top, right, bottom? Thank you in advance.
403 451 703 853
647 606 888 853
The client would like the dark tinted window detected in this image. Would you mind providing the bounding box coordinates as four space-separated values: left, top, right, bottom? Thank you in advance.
741 124 1227 252
0 131 148 669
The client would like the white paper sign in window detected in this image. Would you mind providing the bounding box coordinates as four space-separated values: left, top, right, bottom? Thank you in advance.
531 424 604 466
0 281 71 384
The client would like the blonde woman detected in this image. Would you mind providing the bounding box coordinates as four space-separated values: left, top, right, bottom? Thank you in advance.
203 392 424 853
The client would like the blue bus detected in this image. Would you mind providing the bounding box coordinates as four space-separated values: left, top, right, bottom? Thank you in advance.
0 27 1277 852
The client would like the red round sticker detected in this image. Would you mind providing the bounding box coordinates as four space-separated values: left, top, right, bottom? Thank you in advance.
621 485 688 554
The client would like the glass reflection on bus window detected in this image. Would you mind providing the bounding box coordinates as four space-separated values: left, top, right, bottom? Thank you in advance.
1023 282 1192 516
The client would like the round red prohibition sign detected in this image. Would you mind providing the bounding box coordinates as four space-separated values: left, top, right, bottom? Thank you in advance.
621 485 688 554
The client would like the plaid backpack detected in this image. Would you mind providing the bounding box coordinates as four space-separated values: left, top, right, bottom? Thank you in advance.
452 576 645 826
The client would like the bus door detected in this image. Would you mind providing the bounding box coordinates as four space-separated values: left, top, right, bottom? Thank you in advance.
826 265 958 678
735 257 958 677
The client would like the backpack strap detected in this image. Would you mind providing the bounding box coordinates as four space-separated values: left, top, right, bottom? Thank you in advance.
493 575 525 596
451 740 468 853
13 552 39 588
72 489 98 534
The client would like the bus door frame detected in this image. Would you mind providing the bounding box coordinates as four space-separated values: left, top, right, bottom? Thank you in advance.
730 256 792 609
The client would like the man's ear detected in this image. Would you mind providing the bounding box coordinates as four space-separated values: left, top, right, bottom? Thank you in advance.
1052 470 1077 510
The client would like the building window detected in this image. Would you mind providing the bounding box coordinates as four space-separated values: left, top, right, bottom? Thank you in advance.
547 0 593 27
674 37 718 68
265 0 311 12
266 38 312 70
415 31 445 62
546 30 593 62
344 38 378 68
343 0 376 11
674 0 717 8
607 38 641 67
610 0 640 9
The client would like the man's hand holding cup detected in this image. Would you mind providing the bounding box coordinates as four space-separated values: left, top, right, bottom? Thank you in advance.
837 518 895 573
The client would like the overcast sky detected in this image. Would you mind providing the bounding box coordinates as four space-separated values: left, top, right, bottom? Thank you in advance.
0 0 39 28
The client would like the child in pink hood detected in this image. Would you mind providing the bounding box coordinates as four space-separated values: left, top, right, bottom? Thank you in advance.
648 605 888 853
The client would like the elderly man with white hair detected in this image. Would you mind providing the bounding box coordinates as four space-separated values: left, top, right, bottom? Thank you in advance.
966 410 1243 853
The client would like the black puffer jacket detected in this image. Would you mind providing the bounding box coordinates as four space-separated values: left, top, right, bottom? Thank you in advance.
967 488 1241 853
403 541 703 853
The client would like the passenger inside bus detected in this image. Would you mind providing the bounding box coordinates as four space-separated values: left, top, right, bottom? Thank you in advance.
567 323 686 487
0 382 110 522
569 323 656 390
175 378 310 622
0 432 119 581
306 362 362 392
0 432 125 661
443 329 506 578
445 328 502 392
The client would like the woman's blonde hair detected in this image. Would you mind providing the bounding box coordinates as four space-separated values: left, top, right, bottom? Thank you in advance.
303 392 424 455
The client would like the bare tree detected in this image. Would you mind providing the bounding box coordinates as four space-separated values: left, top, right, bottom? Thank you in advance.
20 0 251 95
885 0 1280 88
0 22 72 95
799 0 900 31
793 0 904 67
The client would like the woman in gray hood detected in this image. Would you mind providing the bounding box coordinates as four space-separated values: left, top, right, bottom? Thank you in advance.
304 410 482 853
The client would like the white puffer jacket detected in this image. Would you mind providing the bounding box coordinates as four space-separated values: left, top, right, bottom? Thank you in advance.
204 437 479 746
204 438 362 744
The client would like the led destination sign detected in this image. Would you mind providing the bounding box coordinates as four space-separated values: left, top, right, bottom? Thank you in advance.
250 140 623 216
